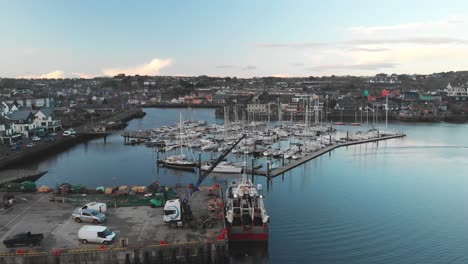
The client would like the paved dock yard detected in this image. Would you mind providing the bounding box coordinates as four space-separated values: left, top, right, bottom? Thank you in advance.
0 186 224 253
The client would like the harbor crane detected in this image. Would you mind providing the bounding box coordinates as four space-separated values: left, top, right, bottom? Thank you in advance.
163 133 247 228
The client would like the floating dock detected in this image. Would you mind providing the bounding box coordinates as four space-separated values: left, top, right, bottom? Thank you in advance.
255 134 406 177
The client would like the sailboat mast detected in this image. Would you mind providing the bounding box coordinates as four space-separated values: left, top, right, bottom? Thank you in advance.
385 94 388 129
179 112 183 157
360 104 363 124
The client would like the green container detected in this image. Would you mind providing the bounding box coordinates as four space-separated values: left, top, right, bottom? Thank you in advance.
72 184 87 194
20 181 37 192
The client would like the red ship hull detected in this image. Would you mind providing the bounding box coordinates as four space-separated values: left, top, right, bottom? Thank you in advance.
228 233 268 241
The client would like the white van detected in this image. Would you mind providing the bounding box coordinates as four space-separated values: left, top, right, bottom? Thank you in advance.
78 202 107 214
78 225 116 244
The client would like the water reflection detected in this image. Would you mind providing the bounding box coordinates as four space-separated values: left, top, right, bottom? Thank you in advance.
9 109 468 263
229 244 269 264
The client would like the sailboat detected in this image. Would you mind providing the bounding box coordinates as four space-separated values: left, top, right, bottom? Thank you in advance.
162 113 198 171
351 111 361 126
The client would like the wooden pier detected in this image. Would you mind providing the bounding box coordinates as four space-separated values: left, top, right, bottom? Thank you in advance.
255 133 406 177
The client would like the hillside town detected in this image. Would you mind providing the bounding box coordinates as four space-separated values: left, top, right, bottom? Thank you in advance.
0 71 468 147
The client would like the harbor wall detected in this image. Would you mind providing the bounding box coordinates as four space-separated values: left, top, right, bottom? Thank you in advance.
0 241 229 264
141 103 223 108
0 108 146 171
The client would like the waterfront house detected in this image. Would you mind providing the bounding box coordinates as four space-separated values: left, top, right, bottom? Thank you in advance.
446 83 468 101
0 115 21 144
335 98 361 111
34 108 62 131
7 110 37 138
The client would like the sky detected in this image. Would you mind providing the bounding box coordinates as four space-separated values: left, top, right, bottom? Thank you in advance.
1 0 468 78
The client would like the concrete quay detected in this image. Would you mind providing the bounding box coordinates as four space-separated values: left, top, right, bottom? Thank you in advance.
0 186 228 264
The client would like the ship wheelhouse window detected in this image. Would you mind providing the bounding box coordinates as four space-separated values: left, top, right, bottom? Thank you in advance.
164 210 176 215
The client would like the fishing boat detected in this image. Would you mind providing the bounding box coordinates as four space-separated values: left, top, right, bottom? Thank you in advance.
225 169 269 242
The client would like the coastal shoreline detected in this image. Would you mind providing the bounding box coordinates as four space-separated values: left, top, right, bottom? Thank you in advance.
0 108 146 171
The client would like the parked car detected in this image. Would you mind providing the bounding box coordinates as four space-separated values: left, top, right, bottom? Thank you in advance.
45 137 56 142
63 130 72 136
69 129 77 135
26 142 35 148
77 202 107 214
3 232 44 248
49 132 58 137
72 209 106 224
9 145 20 151
32 136 41 142
78 225 115 245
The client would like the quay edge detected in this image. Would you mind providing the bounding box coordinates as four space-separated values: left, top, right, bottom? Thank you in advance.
0 241 229 264
0 108 146 171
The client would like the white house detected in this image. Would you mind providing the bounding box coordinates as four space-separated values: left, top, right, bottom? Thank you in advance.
0 115 21 144
447 83 468 97
247 103 269 114
34 108 62 131
1 101 20 116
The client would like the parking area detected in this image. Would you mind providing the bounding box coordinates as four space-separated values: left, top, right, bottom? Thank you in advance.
0 192 223 252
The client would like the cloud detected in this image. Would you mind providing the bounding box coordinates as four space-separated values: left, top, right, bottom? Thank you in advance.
348 37 468 46
348 16 464 36
348 47 391 52
103 58 172 76
18 70 65 79
72 72 95 79
269 74 289 78
308 62 397 71
257 42 327 49
243 65 257 70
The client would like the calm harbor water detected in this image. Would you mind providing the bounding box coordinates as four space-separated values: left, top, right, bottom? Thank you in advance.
17 108 468 263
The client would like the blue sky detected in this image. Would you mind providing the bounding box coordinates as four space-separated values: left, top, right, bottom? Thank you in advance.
1 0 468 78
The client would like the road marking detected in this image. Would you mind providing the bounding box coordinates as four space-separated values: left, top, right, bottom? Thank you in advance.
0 194 48 231
15 196 27 201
